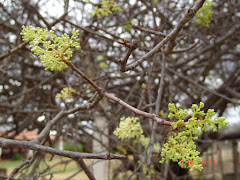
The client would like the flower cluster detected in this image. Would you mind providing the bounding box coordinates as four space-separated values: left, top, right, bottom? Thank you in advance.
113 117 143 140
114 117 161 153
21 26 80 71
90 0 122 17
56 87 76 100
160 102 228 171
139 135 161 152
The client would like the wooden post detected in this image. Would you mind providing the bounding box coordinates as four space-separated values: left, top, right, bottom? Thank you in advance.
92 99 109 180
211 144 215 180
59 136 63 150
232 140 240 180
218 142 224 179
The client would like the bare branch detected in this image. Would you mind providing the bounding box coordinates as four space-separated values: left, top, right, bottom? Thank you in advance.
119 39 139 72
0 138 127 160
76 159 96 180
68 61 171 126
125 0 205 71
132 25 167 37
166 67 240 105
0 42 27 61
172 40 200 53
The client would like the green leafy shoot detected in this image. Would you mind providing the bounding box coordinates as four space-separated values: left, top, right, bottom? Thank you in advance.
21 26 80 71
56 87 77 100
160 102 228 171
90 0 122 17
193 0 215 27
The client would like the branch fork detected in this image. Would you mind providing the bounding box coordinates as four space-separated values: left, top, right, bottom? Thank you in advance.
119 39 139 72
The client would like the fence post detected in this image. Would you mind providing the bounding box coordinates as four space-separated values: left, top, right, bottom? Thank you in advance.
232 140 240 180
218 142 224 179
92 99 109 180
211 144 215 180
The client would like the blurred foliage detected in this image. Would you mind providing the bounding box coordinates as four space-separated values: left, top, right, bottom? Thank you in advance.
90 0 122 17
193 0 215 27
63 142 84 152
12 153 23 161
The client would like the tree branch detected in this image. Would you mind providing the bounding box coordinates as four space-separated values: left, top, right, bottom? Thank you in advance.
125 0 205 71
0 138 127 160
0 42 27 61
76 159 96 180
119 39 138 72
68 62 171 126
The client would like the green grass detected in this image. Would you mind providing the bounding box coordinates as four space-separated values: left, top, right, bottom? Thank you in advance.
0 159 23 169
0 154 80 177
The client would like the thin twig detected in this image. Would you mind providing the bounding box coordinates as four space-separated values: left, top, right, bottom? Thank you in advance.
0 42 28 61
132 25 167 37
147 48 166 170
0 72 58 103
172 40 200 53
7 160 31 180
0 11 69 61
173 23 240 68
33 93 101 144
65 20 117 43
125 0 205 71
166 67 240 105
119 39 139 72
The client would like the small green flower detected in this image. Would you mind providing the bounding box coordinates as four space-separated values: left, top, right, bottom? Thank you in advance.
90 0 122 17
113 117 143 140
56 87 76 100
139 135 150 148
21 26 80 71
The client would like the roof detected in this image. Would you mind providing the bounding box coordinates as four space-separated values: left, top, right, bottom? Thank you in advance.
0 130 55 141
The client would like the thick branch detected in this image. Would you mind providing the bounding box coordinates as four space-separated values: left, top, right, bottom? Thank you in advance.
0 138 127 160
219 131 240 140
76 159 96 180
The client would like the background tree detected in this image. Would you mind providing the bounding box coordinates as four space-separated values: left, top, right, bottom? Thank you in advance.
0 0 239 179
